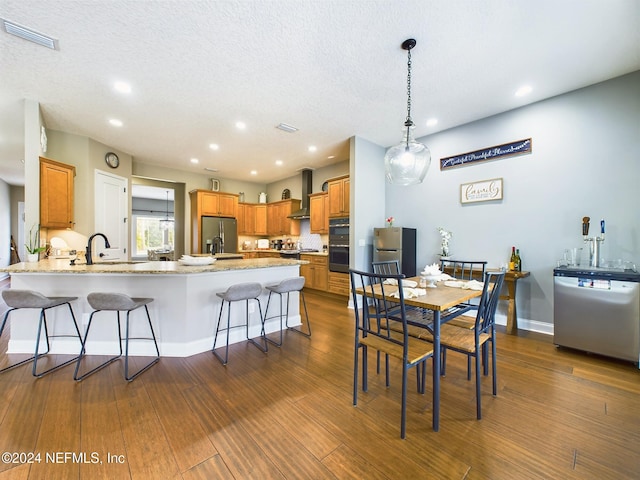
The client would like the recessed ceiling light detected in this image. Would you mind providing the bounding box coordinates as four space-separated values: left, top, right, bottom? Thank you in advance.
236 121 246 130
308 146 317 153
114 81 131 94
515 85 532 97
275 160 283 166
190 158 199 164
327 155 335 159
250 170 257 175
209 143 219 150
109 118 123 127
204 167 218 172
426 118 438 127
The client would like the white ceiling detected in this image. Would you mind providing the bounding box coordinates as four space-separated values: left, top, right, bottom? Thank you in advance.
1 0 639 187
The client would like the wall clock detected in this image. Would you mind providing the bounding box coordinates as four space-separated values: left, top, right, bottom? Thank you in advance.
105 152 119 168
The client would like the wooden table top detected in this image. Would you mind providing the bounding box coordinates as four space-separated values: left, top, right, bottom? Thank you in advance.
355 277 484 312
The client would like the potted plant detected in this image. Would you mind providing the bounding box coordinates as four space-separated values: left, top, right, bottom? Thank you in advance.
25 224 45 262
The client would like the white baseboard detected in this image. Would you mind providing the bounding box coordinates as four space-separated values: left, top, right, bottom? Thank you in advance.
495 313 553 336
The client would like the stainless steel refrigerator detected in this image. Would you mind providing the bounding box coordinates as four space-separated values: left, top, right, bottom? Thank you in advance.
373 227 417 277
201 216 238 254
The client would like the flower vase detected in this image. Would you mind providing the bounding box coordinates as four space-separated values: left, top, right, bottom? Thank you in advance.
26 253 39 263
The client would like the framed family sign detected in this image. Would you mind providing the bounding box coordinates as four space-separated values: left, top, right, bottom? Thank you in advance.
460 178 503 204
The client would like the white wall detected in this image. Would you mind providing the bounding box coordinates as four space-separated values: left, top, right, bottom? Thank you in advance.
350 136 386 272
384 71 640 330
0 178 10 275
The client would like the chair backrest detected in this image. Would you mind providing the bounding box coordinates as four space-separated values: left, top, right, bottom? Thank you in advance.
473 271 505 332
372 260 400 276
349 268 409 347
440 259 487 280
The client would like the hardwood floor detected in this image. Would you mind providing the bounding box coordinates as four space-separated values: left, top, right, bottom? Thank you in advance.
0 287 638 479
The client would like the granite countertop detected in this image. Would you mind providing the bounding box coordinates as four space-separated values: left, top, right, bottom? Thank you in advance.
242 249 328 257
1 257 307 275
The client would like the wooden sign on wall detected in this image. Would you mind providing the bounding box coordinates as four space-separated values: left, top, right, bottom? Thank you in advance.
460 178 503 204
441 138 532 170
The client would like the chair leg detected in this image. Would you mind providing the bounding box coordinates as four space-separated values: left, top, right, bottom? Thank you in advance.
475 349 482 419
400 363 408 439
264 292 283 347
353 342 360 406
0 308 45 374
33 303 84 378
212 300 231 365
247 299 268 353
75 310 123 381
491 337 497 396
123 305 160 381
362 344 368 392
385 353 390 387
441 348 447 376
286 290 311 337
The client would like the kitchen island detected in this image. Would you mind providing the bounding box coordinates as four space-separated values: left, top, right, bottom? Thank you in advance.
1 258 305 358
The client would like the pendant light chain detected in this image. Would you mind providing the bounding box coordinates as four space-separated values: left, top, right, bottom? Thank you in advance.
383 37 431 186
405 47 413 126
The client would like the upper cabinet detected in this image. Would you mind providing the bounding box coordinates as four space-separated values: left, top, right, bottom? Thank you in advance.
238 203 268 236
267 199 301 236
309 192 328 234
327 175 350 218
196 190 238 218
40 157 75 229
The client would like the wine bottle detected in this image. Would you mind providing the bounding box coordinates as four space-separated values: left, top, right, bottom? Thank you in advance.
515 249 522 272
509 246 516 271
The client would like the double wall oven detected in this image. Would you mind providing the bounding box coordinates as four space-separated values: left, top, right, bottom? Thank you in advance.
329 217 349 273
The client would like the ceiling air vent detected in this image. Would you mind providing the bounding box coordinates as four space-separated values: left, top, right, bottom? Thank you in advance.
276 123 299 133
1 19 58 50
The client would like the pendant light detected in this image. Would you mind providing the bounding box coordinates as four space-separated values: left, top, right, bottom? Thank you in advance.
384 38 431 185
159 190 174 230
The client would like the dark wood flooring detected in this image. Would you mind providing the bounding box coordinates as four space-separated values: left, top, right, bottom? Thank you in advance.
0 282 638 479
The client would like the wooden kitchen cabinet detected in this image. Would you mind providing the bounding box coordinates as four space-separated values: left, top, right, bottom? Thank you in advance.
40 157 75 229
300 254 328 291
238 203 267 235
267 199 301 236
189 190 239 253
328 271 350 296
327 175 350 218
309 192 328 234
194 190 238 218
254 204 268 235
237 203 254 235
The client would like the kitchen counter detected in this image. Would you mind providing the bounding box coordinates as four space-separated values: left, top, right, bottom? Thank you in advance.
3 258 305 358
241 249 328 257
1 257 304 274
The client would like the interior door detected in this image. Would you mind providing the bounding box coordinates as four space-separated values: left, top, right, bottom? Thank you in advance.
94 170 128 261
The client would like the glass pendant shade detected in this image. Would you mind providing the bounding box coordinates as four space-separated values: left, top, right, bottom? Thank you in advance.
384 125 431 186
159 218 173 230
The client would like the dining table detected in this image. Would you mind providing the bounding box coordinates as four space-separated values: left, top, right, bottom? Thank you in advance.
355 276 485 431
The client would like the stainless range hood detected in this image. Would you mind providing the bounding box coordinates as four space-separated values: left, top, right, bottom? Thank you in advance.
288 169 313 219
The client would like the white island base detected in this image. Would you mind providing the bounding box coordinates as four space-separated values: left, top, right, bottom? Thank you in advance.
7 261 302 358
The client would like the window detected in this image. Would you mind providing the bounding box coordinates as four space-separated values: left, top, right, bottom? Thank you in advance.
133 215 174 257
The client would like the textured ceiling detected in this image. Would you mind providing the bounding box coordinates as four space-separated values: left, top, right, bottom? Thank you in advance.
1 0 639 186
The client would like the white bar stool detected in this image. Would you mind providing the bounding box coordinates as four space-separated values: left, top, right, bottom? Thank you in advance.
74 292 160 382
212 282 268 365
0 290 83 377
263 276 311 347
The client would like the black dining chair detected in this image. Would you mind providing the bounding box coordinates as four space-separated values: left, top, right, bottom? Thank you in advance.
350 268 434 439
419 271 505 419
439 259 488 328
